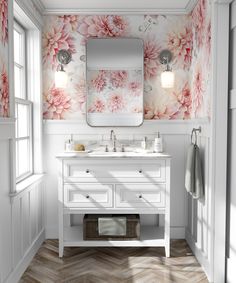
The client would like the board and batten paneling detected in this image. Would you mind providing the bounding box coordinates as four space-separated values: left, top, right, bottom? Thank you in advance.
0 124 45 283
185 128 212 280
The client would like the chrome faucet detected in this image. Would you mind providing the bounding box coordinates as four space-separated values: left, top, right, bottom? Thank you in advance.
110 130 115 141
110 130 117 152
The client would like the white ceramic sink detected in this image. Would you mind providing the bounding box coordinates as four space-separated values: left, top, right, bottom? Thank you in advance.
88 150 163 157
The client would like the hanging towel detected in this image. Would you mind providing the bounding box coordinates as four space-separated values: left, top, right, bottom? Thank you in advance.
185 143 204 199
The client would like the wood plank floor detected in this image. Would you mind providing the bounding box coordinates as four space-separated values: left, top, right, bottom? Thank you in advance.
19 240 208 283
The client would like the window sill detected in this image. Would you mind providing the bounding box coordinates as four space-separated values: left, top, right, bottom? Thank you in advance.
10 174 44 199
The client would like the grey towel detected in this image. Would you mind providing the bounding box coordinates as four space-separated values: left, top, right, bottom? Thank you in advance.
185 143 204 199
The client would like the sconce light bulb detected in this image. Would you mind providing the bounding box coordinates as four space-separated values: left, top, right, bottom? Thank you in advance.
55 67 68 88
161 70 175 89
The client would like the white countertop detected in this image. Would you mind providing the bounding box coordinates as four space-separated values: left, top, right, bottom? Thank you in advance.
56 151 171 159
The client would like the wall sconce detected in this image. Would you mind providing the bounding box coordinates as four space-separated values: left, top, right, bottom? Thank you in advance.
55 49 72 88
159 50 175 89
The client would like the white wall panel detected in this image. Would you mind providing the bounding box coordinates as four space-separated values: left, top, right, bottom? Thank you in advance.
0 140 12 283
12 199 22 268
22 193 30 255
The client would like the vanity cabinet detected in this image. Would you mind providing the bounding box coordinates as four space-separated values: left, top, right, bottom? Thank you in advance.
57 154 171 257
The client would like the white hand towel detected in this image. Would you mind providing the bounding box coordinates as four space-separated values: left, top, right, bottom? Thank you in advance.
185 144 204 199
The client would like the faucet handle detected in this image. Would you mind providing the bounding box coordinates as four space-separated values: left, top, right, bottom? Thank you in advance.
105 145 109 152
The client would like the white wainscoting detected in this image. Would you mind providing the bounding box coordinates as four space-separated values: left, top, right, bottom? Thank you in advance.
185 128 212 281
0 132 45 283
43 119 211 245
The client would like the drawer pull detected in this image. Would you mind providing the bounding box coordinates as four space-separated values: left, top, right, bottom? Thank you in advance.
139 170 143 173
139 195 142 199
86 195 90 199
86 169 90 173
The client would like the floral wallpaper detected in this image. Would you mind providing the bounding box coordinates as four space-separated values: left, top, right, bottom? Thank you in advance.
0 0 9 118
42 1 211 120
87 70 143 113
191 0 212 118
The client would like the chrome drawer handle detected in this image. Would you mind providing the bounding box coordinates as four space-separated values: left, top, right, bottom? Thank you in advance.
86 169 90 173
139 170 143 173
139 195 142 199
86 195 90 199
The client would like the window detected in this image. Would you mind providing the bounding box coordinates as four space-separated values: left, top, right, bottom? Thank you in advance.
14 21 33 182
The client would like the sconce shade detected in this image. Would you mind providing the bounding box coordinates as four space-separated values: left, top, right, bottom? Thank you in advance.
55 69 68 88
161 70 175 89
55 49 72 88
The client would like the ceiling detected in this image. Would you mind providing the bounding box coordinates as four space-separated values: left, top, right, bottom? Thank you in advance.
38 0 198 14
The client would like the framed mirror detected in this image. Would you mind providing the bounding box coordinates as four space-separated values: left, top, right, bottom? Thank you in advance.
86 38 144 127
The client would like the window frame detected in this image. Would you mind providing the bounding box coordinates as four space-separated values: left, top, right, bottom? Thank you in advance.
14 20 34 183
14 20 27 100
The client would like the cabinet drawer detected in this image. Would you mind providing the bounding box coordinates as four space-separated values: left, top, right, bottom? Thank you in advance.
64 184 113 208
64 160 166 182
116 183 166 208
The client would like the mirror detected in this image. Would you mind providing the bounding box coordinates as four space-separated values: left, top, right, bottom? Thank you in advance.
86 38 144 127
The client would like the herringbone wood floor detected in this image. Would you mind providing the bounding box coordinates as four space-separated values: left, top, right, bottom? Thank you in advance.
19 240 208 283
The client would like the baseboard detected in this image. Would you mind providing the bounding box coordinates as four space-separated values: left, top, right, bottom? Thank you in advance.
45 225 185 239
5 229 45 283
185 229 212 282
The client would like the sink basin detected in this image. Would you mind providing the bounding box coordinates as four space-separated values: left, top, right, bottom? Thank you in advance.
89 151 130 157
88 150 159 157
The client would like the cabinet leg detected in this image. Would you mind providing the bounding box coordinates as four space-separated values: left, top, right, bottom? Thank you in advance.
165 244 170 258
59 244 64 258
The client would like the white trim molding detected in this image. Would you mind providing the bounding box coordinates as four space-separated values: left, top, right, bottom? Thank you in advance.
210 1 231 283
43 8 191 15
40 0 198 15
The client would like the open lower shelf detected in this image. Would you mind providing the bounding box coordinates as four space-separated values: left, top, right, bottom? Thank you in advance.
64 225 165 247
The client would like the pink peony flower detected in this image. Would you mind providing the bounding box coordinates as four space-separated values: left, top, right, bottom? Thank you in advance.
0 0 8 44
58 15 79 31
110 71 128 88
144 38 160 80
128 81 142 96
42 22 76 69
89 98 106 113
91 71 107 92
192 0 206 49
193 64 204 114
152 106 179 120
144 104 179 120
78 15 129 41
75 78 86 114
0 65 9 117
144 105 155 119
167 26 193 70
43 85 71 119
173 83 192 119
108 93 125 112
205 20 211 60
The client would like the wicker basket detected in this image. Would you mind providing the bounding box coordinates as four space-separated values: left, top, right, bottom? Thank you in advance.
83 214 140 241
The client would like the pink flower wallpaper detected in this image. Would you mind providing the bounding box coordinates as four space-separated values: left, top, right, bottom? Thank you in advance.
0 0 9 118
87 70 142 114
42 1 211 120
191 0 212 118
